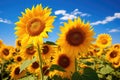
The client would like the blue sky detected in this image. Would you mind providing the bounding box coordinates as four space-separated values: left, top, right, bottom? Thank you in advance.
0 0 120 46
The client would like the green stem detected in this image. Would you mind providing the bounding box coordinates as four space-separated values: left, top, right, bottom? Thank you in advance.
37 44 44 80
75 57 77 72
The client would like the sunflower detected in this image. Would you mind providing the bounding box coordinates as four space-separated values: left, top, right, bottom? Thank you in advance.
15 4 56 46
42 44 55 59
10 47 18 56
42 65 50 76
96 33 112 48
10 64 26 79
14 54 24 64
53 51 75 78
57 17 94 56
89 44 103 57
86 44 99 57
21 44 37 59
112 59 120 68
87 50 95 57
112 43 120 50
106 48 120 63
6 63 15 72
27 61 40 75
15 38 22 48
0 45 12 60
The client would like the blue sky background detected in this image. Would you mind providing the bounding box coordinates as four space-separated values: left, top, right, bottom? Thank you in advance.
0 0 120 46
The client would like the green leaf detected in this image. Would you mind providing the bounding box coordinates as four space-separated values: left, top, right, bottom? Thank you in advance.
100 65 114 75
49 64 65 72
84 62 94 66
82 67 99 80
45 41 56 45
72 72 81 80
20 57 36 73
3 77 9 80
51 75 63 80
31 57 37 63
106 75 112 80
19 75 35 80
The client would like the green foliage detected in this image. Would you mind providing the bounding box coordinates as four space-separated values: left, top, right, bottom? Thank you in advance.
84 62 94 66
49 64 66 72
72 72 81 80
99 65 114 75
81 67 99 80
45 41 56 45
51 75 63 80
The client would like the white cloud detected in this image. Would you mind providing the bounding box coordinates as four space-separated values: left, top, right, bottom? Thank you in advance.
91 13 120 26
60 14 77 20
54 10 66 15
108 29 120 33
0 18 12 24
54 9 90 20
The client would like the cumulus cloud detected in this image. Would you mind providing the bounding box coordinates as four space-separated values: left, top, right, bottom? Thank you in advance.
108 29 120 33
54 9 90 20
0 18 12 24
91 13 120 26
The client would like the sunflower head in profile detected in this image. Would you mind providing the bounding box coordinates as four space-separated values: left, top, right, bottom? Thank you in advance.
10 65 26 79
15 4 56 45
57 17 95 56
106 48 120 63
96 33 112 48
53 50 75 78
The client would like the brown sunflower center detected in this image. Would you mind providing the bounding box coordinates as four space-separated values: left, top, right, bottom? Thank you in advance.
110 51 118 58
32 62 39 69
94 49 100 53
26 18 45 36
88 51 94 56
12 52 17 56
42 46 49 54
114 45 120 49
15 48 20 52
17 40 21 46
101 39 108 44
2 48 9 56
58 54 70 68
42 66 49 75
26 46 36 55
17 56 22 62
113 62 119 65
14 67 20 75
66 28 85 46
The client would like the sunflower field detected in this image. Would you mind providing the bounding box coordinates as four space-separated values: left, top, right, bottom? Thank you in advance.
0 4 120 80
